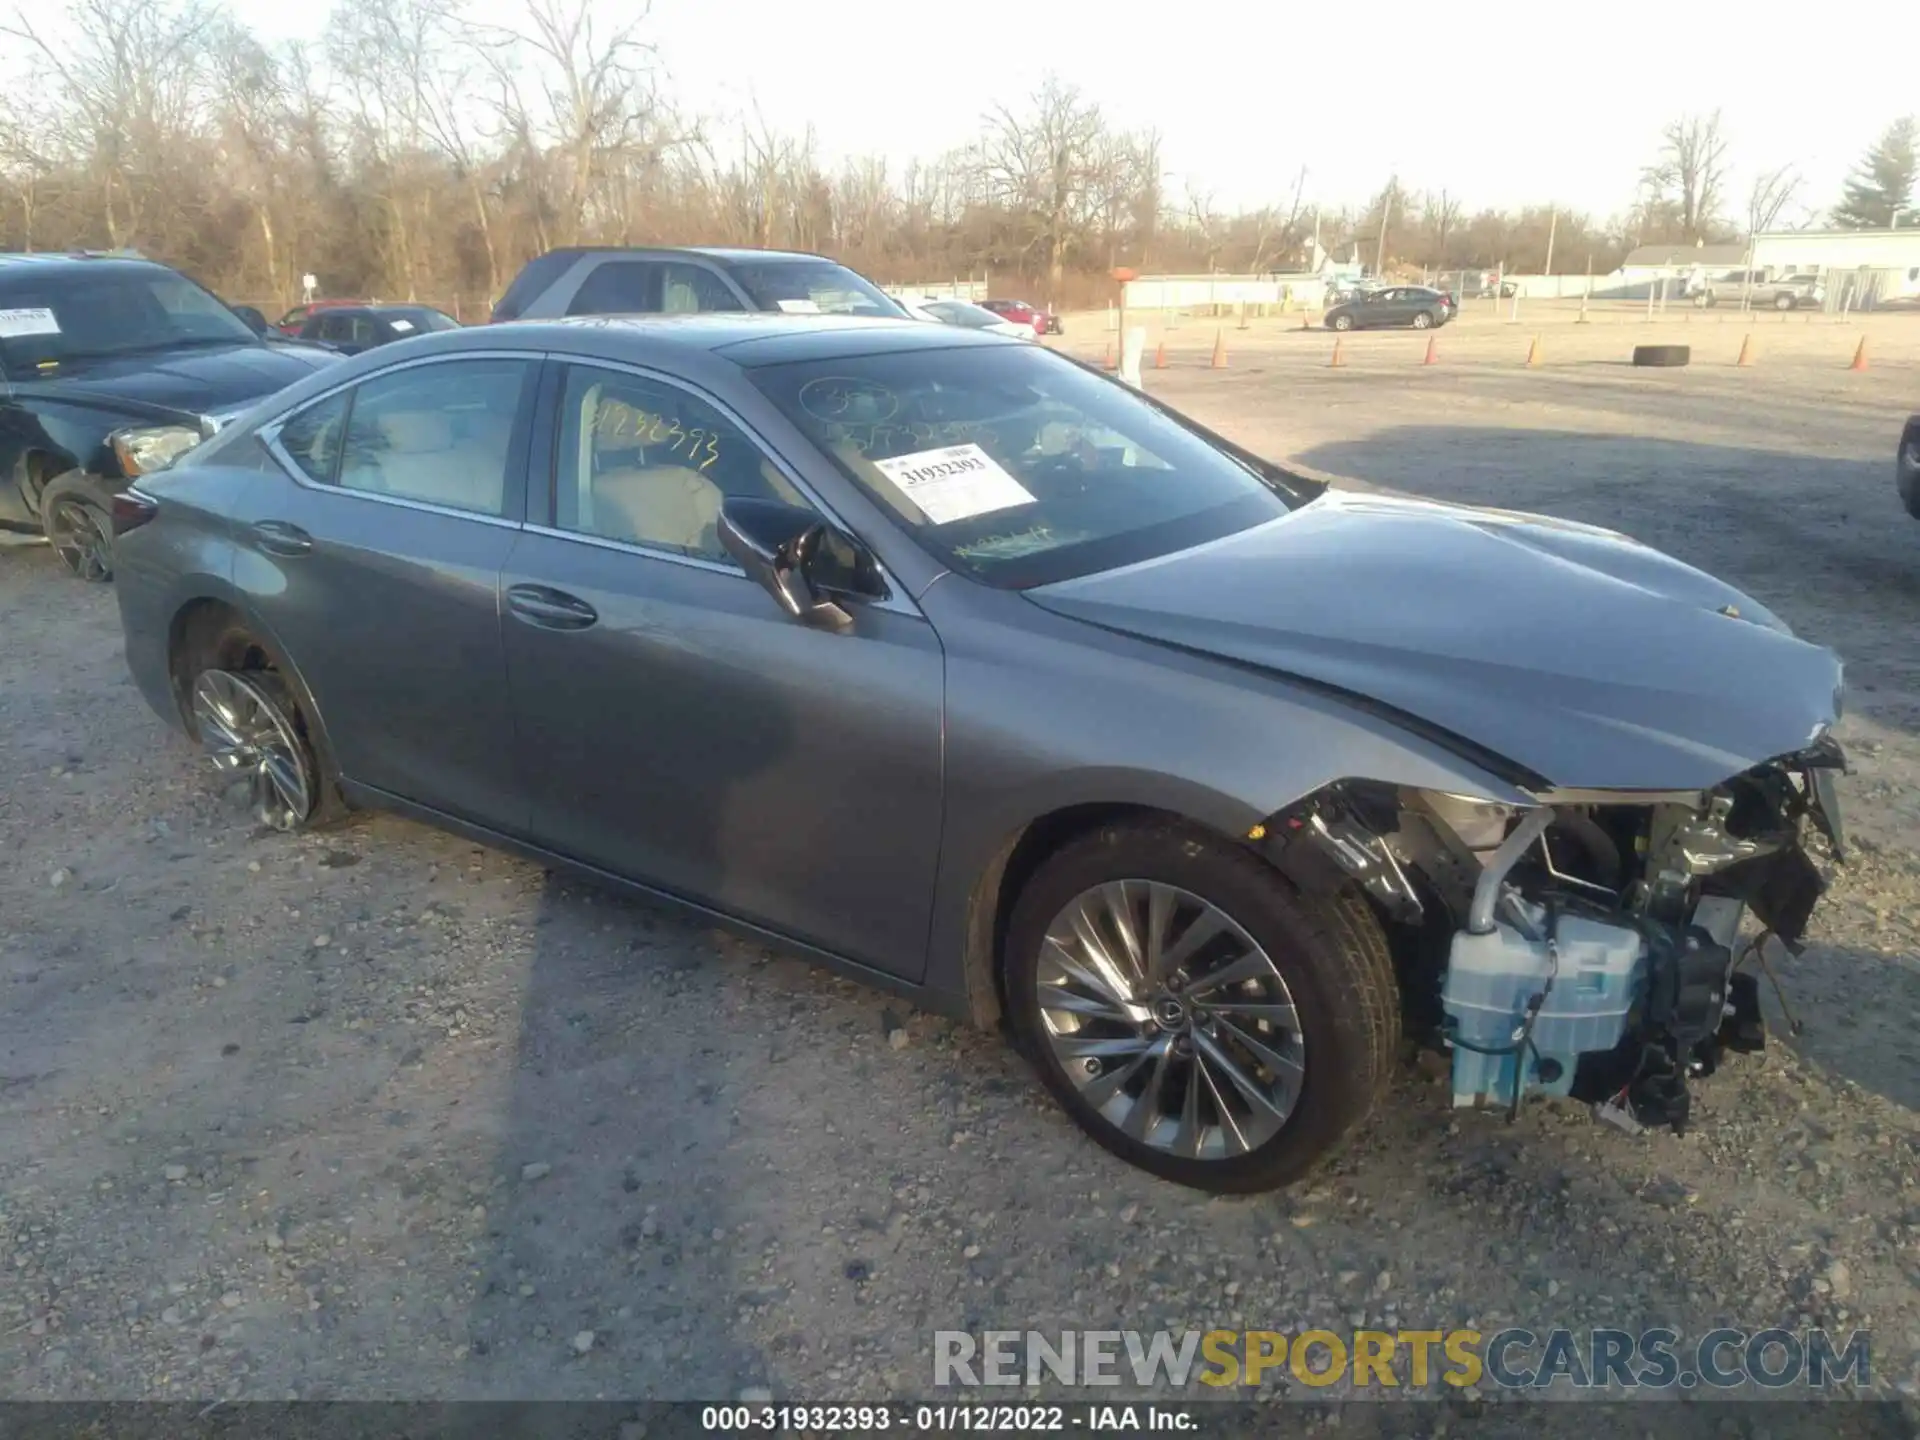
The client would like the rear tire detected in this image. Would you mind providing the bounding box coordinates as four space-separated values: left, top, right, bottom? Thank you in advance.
180 621 347 832
1774 292 1796 311
1330 313 1353 332
1411 311 1432 330
1003 819 1398 1192
39 471 118 583
1897 430 1920 521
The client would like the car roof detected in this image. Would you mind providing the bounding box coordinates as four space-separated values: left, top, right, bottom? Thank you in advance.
461 313 1014 366
0 255 175 281
522 244 839 266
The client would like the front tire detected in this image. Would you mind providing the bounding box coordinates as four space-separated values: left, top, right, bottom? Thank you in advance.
39 471 118 582
188 666 327 832
1003 820 1398 1192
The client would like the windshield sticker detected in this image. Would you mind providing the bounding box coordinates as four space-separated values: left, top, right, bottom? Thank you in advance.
872 443 1036 525
775 298 821 314
388 318 415 332
0 307 61 338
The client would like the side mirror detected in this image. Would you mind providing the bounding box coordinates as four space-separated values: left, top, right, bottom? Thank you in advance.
231 304 268 335
718 496 876 632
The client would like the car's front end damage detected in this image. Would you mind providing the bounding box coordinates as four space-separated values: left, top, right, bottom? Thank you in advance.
1260 734 1846 1132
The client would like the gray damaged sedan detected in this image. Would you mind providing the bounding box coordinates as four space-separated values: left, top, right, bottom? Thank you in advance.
111 315 1846 1191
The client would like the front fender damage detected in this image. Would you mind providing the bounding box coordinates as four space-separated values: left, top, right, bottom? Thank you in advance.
1251 736 1846 1134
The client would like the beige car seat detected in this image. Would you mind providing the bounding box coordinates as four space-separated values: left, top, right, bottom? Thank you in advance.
592 464 725 558
350 408 508 514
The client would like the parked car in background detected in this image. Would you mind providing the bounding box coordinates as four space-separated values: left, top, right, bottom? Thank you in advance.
1898 414 1920 520
899 296 1033 339
0 252 342 581
111 313 1842 1191
275 298 368 336
980 298 1063 335
1324 285 1453 332
1693 270 1826 311
298 304 460 355
491 246 909 322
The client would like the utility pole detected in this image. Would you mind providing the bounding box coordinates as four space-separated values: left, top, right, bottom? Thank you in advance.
1543 206 1559 276
1374 186 1394 276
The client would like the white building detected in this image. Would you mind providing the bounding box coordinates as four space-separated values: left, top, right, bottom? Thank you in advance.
1750 228 1920 305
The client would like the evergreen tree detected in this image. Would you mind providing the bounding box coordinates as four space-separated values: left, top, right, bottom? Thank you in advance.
1833 117 1917 229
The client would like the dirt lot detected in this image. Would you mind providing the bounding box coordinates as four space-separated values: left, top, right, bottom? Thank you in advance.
3 312 1919 1432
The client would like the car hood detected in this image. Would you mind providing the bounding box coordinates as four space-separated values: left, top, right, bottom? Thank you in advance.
20 342 340 425
1026 489 1843 791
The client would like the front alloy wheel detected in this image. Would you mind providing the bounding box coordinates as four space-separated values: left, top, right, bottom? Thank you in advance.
1005 820 1398 1192
1036 881 1306 1159
46 497 113 582
190 669 318 831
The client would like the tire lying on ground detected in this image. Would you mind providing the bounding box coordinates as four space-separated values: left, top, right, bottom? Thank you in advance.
1632 344 1691 368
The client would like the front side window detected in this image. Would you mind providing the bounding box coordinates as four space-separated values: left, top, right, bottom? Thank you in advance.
330 359 531 516
750 344 1301 588
552 364 809 562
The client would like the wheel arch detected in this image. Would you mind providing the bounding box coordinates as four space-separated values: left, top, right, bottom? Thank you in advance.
958 797 1264 1031
164 589 341 784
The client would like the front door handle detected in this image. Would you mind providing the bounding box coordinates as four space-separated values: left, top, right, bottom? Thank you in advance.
506 584 598 631
251 520 313 557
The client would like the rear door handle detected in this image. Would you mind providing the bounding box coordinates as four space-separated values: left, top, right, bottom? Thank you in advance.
507 584 598 631
250 520 313 557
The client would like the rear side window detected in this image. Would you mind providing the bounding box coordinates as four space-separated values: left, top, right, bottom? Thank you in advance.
567 261 659 316
275 392 349 484
335 360 532 516
659 263 744 314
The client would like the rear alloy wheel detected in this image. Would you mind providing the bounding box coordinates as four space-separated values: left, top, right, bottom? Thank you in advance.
1005 821 1398 1192
39 472 118 582
1411 311 1432 330
1329 313 1353 332
190 668 320 832
1774 292 1795 311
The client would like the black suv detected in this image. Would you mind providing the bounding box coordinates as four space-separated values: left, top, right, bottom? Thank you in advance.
0 254 342 581
490 246 909 322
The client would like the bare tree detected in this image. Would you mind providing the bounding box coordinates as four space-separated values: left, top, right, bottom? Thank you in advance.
1642 111 1731 242
978 77 1105 300
1746 163 1803 234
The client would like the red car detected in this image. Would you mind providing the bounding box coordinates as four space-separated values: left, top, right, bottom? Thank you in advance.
979 298 1063 335
273 298 368 336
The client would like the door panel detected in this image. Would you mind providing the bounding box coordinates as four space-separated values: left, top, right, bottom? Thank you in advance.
503 538 944 978
234 356 539 832
501 360 944 979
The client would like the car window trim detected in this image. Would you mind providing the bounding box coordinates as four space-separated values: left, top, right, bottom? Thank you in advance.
534 354 919 616
257 349 542 527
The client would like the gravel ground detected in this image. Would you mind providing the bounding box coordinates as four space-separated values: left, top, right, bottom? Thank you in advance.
2 338 1919 1435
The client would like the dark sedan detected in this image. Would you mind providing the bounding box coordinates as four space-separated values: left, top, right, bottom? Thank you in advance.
112 315 1843 1190
298 304 460 354
1323 285 1453 332
0 253 341 580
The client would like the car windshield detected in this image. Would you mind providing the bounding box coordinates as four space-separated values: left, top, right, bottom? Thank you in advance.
724 259 906 319
0 266 258 370
750 343 1300 588
380 308 460 334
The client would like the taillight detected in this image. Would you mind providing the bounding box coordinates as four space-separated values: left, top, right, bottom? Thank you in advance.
111 490 158 535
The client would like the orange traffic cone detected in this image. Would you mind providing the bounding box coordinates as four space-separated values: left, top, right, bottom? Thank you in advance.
1525 334 1542 367
1736 333 1753 367
1848 337 1868 372
1329 338 1345 368
1422 334 1437 366
1209 329 1227 369
1153 338 1167 370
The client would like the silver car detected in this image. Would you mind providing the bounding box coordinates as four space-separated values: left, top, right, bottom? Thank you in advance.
110 316 1846 1191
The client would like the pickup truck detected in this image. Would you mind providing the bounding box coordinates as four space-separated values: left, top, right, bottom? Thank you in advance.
1692 270 1826 311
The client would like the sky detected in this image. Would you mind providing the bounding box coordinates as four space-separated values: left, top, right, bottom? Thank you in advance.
227 0 1917 225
